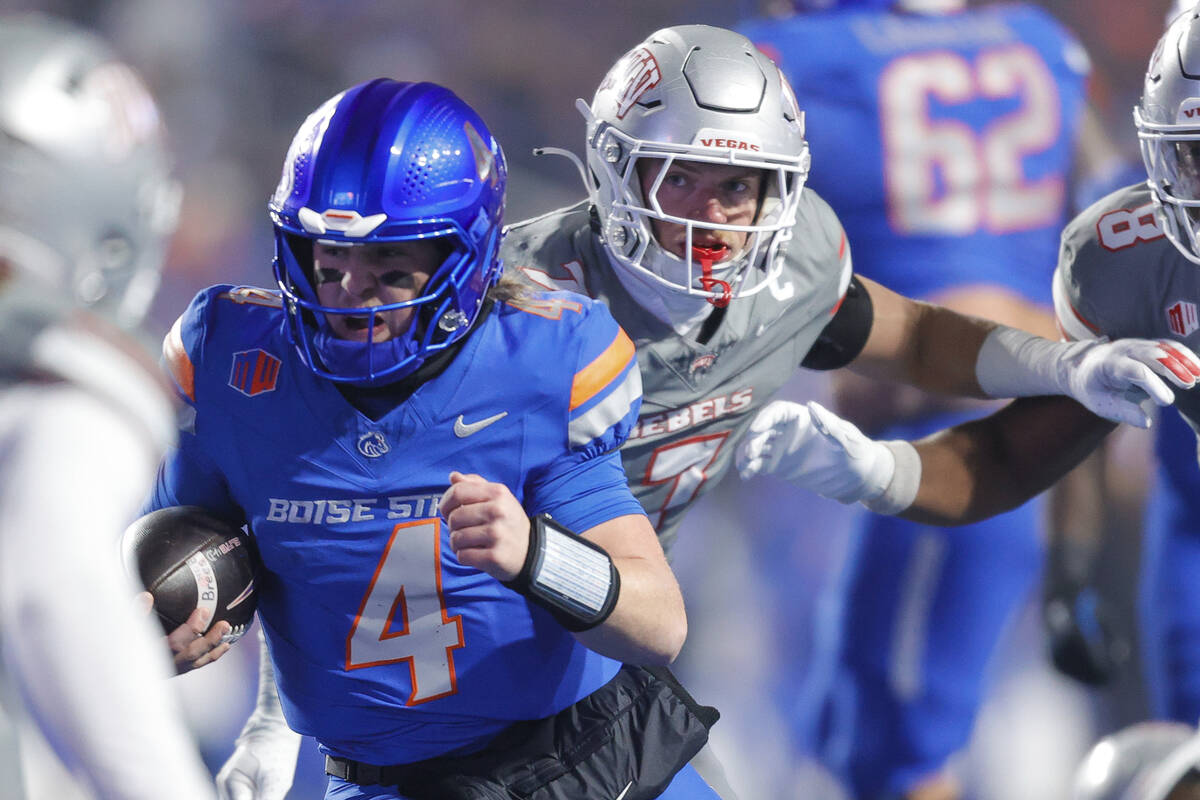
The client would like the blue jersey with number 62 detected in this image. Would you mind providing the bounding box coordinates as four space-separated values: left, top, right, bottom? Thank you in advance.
741 4 1089 302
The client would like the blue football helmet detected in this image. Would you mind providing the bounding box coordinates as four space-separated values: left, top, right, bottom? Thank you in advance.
270 79 506 386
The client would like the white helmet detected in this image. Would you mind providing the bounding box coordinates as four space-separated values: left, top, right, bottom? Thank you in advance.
1136 5 1200 266
1073 721 1200 800
582 25 809 311
0 14 180 328
1169 1 1199 26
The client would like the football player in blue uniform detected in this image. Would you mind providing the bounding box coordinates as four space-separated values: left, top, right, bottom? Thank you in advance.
146 78 722 800
738 1 1119 797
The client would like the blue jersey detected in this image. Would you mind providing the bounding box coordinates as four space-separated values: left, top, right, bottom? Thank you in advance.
741 4 1088 302
147 285 645 765
740 7 1089 796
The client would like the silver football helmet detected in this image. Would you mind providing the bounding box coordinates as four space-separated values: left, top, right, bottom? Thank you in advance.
0 14 180 328
1137 5 1200 267
1169 1 1199 26
582 25 809 310
1073 721 1200 800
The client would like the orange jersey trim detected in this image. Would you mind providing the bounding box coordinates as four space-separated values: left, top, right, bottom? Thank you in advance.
570 328 635 412
163 315 196 402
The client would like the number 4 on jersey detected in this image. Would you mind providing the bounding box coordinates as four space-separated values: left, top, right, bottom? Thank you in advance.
346 519 465 705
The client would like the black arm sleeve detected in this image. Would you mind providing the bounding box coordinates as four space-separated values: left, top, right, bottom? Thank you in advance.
800 274 874 371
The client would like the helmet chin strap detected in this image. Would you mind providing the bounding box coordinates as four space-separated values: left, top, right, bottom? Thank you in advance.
692 244 732 308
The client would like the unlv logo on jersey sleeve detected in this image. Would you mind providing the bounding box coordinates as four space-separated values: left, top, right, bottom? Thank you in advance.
1167 300 1199 337
604 47 661 120
229 349 282 397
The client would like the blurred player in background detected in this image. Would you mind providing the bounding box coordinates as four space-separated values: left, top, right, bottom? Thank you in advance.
154 78 721 800
0 13 217 800
738 1 1113 796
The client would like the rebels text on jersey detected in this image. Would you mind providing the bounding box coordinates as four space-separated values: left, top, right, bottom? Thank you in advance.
146 284 644 765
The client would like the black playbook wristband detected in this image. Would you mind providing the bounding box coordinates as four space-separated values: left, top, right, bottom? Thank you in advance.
504 513 621 632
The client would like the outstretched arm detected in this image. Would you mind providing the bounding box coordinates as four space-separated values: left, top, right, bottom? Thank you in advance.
738 395 1115 527
902 395 1115 525
851 276 1199 428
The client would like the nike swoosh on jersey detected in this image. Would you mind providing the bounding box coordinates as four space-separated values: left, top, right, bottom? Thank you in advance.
454 411 508 437
615 782 634 800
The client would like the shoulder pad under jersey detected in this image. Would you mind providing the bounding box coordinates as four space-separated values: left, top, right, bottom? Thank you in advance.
501 288 641 456
161 284 284 405
1054 183 1175 341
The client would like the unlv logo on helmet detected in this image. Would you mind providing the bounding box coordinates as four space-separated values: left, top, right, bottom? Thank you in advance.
605 47 661 120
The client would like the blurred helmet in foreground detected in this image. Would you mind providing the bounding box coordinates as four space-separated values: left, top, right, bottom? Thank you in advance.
1074 721 1200 800
1170 2 1199 26
0 14 180 328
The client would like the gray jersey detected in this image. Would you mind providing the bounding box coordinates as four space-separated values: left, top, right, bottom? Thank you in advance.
1054 182 1200 434
0 281 174 457
0 279 213 800
502 196 850 551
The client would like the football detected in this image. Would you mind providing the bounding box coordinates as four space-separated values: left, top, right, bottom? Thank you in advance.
122 506 260 643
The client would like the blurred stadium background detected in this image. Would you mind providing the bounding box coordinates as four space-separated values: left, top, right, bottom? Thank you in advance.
0 0 1180 797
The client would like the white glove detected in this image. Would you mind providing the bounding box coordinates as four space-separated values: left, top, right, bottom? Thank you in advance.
736 400 919 513
215 722 302 800
976 328 1200 428
216 627 301 800
1058 338 1200 428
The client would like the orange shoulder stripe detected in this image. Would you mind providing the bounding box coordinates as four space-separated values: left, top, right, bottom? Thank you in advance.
163 315 196 402
570 327 635 412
